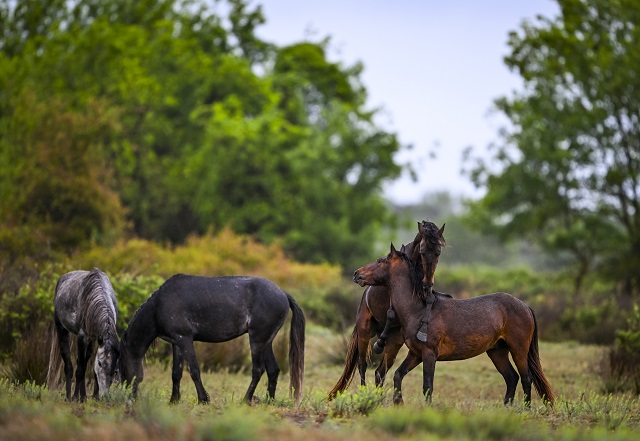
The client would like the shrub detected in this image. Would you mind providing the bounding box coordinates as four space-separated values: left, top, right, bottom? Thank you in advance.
0 319 51 385
0 264 62 356
331 385 386 417
110 273 164 333
368 407 524 440
195 339 250 374
601 305 640 394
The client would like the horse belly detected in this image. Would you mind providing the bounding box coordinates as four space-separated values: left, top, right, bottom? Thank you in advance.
435 333 501 361
162 302 249 343
195 307 249 342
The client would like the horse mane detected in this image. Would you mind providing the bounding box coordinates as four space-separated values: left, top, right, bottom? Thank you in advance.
80 269 118 343
420 220 446 249
397 251 427 302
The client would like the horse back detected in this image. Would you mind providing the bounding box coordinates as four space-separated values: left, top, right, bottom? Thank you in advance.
152 274 290 343
54 270 91 334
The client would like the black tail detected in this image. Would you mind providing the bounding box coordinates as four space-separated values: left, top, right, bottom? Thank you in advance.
327 326 359 400
286 293 305 407
528 308 555 406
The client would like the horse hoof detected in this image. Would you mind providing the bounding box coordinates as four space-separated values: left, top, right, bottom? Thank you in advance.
372 340 385 354
416 331 428 342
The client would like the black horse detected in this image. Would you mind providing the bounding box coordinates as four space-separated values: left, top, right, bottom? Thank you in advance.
119 274 305 405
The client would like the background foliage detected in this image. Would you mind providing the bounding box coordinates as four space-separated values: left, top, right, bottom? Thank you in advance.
465 0 640 300
0 0 403 275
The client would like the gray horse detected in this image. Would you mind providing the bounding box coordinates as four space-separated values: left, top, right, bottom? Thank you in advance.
47 268 119 401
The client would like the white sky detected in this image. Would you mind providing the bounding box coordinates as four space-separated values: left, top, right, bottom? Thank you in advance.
255 0 560 204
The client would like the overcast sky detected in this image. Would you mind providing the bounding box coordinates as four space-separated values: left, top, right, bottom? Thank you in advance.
254 0 560 204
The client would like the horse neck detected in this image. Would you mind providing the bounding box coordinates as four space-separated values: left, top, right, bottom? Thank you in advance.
81 279 117 341
122 296 158 358
388 260 423 325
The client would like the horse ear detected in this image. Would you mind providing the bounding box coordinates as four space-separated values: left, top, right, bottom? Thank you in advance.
439 223 446 236
390 242 397 254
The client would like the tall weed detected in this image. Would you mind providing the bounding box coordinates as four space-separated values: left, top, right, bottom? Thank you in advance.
330 385 386 417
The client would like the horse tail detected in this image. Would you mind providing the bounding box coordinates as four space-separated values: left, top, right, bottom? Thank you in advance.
327 326 359 400
528 307 555 406
286 293 305 407
47 276 65 390
46 319 62 389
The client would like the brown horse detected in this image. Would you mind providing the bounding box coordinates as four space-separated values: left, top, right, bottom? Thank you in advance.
353 244 555 406
328 222 446 399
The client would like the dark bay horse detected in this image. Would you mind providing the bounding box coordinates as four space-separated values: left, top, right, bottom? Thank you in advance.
353 244 555 406
328 222 446 399
119 274 305 405
47 268 120 401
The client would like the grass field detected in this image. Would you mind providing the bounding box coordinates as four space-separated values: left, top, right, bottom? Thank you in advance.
1 324 639 441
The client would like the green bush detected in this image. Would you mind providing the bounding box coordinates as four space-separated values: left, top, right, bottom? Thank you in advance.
195 339 250 374
0 319 51 385
601 305 640 394
368 407 523 440
331 385 386 417
0 264 62 356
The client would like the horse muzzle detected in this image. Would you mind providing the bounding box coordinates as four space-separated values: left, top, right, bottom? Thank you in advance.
353 270 366 286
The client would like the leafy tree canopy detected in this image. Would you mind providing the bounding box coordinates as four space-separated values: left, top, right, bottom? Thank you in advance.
466 0 640 295
0 0 405 274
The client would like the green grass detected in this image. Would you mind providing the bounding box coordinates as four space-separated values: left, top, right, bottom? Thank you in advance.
1 328 639 441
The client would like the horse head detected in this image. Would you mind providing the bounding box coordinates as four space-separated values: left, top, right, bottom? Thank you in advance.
418 221 446 297
118 332 143 397
95 333 120 396
353 243 406 287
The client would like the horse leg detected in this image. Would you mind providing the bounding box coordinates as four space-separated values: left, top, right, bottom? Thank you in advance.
393 350 422 405
245 341 268 404
421 351 437 402
73 336 91 402
54 316 74 401
170 344 184 404
375 329 403 387
357 330 373 386
486 343 519 405
263 344 280 401
373 307 396 354
178 339 210 404
511 349 532 405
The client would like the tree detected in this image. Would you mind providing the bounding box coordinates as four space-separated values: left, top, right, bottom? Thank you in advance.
0 0 407 272
466 0 640 296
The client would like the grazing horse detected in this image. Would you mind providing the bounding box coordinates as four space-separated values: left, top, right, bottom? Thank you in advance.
119 274 305 405
353 244 555 406
328 222 446 399
47 268 120 401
